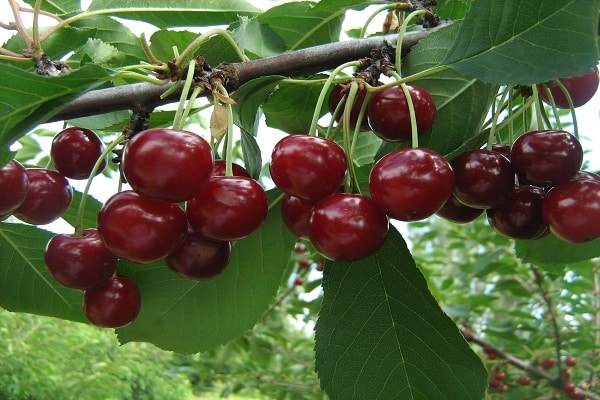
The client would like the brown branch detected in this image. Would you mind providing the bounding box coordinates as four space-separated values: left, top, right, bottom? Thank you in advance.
48 24 448 122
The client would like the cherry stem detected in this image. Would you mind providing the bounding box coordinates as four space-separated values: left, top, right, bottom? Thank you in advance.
395 9 427 75
111 71 169 86
538 83 564 130
8 0 32 51
176 29 247 68
390 71 419 148
180 86 204 123
531 85 545 131
486 86 511 150
553 80 579 138
359 4 397 39
350 90 372 155
74 133 126 237
342 81 360 193
139 33 162 65
172 59 197 130
216 83 235 177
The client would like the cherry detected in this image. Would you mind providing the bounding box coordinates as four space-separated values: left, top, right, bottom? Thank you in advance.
563 369 572 380
367 85 436 142
564 382 576 393
572 171 600 183
565 356 577 367
13 168 73 225
122 128 214 202
211 160 251 178
451 149 514 209
488 379 500 389
496 384 508 393
166 228 231 280
281 194 316 239
51 127 107 180
308 193 388 261
510 130 582 188
186 176 268 241
82 276 141 328
486 185 548 240
491 143 511 160
540 357 555 370
516 376 531 386
0 159 29 215
44 228 117 290
542 180 600 243
494 371 506 381
97 190 188 263
369 147 454 221
487 352 497 360
298 259 310 268
538 67 599 108
328 83 371 130
567 390 582 399
435 194 483 224
294 276 304 286
269 135 347 201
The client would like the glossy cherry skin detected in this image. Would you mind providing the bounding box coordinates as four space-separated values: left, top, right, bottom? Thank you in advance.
186 176 268 241
436 194 483 224
328 83 371 130
44 229 117 290
369 148 454 221
0 160 29 215
538 67 599 108
510 130 582 188
281 194 316 239
13 168 73 225
82 276 141 328
451 150 514 209
269 135 347 201
166 228 232 280
543 180 600 243
122 128 214 202
572 170 600 183
211 160 251 178
367 85 436 142
51 127 107 180
486 185 548 240
97 190 188 263
308 193 388 261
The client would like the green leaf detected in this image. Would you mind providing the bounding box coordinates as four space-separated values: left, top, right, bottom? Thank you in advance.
22 0 81 16
258 1 343 50
116 191 297 352
60 190 104 231
315 227 487 400
442 0 599 85
433 0 472 20
0 223 85 322
231 75 285 135
515 234 600 266
0 63 110 150
240 130 262 180
78 38 127 68
230 16 286 59
86 0 262 28
68 110 132 131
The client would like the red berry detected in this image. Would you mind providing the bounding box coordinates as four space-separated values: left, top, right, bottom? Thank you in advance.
122 128 214 202
538 67 599 108
281 194 315 239
82 276 141 328
494 371 506 381
572 171 600 183
436 194 483 224
51 127 107 180
487 352 497 360
97 190 188 263
497 384 508 393
488 378 500 388
328 83 371 131
563 369 572 380
565 356 577 367
564 381 576 392
294 276 304 286
211 160 251 178
315 261 324 271
517 376 531 386
44 229 117 290
14 168 73 225
308 193 388 261
0 160 29 215
369 147 454 221
540 357 555 370
186 176 268 241
269 135 347 201
298 259 310 268
367 85 436 142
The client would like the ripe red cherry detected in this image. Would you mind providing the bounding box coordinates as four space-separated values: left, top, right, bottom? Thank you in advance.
540 357 555 370
510 130 582 188
44 228 117 290
82 276 141 328
543 180 600 243
369 147 454 221
538 67 599 108
166 228 231 280
487 185 548 240
328 83 371 130
122 128 214 202
0 159 29 215
14 168 73 225
517 376 531 386
269 135 347 201
367 85 436 142
488 379 500 388
308 193 388 261
281 194 316 239
51 127 107 180
294 276 304 286
436 194 483 223
494 371 506 382
451 149 514 209
186 176 268 241
572 171 600 183
212 160 251 178
97 190 188 263
565 356 577 367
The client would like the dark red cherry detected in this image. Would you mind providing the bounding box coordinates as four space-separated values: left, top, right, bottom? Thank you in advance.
367 85 436 142
369 147 454 221
51 127 107 180
97 190 188 263
122 128 214 202
186 176 268 241
0 159 29 215
211 160 251 178
451 149 514 209
269 135 347 201
436 194 484 223
328 83 371 130
166 228 231 280
543 180 600 243
281 194 316 239
491 143 511 160
82 276 141 328
510 130 582 188
486 185 548 240
44 228 117 290
13 168 73 225
308 193 388 261
538 67 599 108
572 170 600 182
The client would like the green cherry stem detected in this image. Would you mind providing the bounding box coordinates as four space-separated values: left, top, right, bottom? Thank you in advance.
486 86 510 150
395 9 427 75
342 81 360 193
531 85 545 131
538 83 563 130
350 88 373 155
176 29 247 67
216 83 235 177
359 4 398 38
172 58 197 130
553 80 579 138
390 71 419 148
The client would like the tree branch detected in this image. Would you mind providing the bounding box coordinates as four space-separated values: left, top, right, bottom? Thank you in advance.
49 25 448 122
